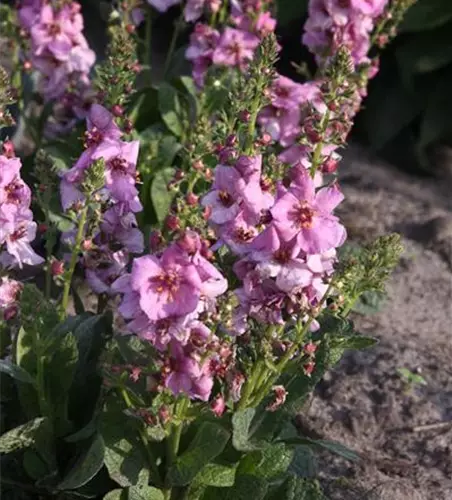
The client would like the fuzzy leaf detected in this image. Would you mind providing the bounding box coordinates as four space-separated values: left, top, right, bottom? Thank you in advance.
353 290 386 315
203 475 268 500
332 335 378 350
288 445 317 478
267 476 326 500
166 422 230 486
158 84 183 137
151 167 175 222
104 486 164 500
0 418 49 453
193 463 237 487
232 409 262 452
101 401 148 487
58 434 105 490
280 437 360 462
0 360 35 385
237 443 294 479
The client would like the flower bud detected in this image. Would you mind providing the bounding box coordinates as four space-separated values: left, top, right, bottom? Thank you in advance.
211 395 226 417
126 24 135 34
303 361 315 377
165 215 180 231
239 110 251 122
322 156 338 174
81 239 92 251
186 192 199 206
2 140 15 158
203 205 212 221
177 230 199 255
3 305 18 321
174 170 185 181
159 405 170 425
38 223 48 234
304 342 317 355
51 260 65 276
193 159 204 171
149 230 163 251
111 104 124 117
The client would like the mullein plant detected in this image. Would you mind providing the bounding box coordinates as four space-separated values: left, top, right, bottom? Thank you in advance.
0 1 410 499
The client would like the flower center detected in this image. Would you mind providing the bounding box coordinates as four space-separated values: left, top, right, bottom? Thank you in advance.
291 201 315 229
218 190 234 207
10 226 26 242
274 248 291 264
48 22 61 36
108 157 129 175
84 127 103 148
5 179 22 204
151 270 180 300
234 227 255 243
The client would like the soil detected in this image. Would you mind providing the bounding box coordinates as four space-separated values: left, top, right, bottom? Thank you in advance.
301 145 452 499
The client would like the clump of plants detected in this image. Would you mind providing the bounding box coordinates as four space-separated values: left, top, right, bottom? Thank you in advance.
0 1 411 499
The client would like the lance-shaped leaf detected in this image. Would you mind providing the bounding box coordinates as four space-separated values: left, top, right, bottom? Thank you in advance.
0 418 50 453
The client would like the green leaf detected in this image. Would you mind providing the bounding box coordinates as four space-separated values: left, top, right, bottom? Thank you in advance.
396 22 452 76
104 485 164 500
203 475 268 500
332 335 378 350
280 437 360 462
20 284 59 338
267 476 326 500
352 290 386 315
0 360 36 385
158 135 181 166
101 400 148 487
58 434 105 490
158 83 183 137
68 314 112 430
151 167 175 222
276 0 308 26
43 331 79 435
15 327 40 418
237 443 294 479
167 422 230 486
400 0 452 33
0 418 49 453
232 409 261 452
288 446 317 478
194 463 237 487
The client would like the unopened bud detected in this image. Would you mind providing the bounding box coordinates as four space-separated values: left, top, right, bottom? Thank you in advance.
165 215 180 231
2 140 15 158
51 260 65 276
111 104 123 117
186 192 199 206
211 395 226 417
322 157 338 174
192 159 204 171
81 239 92 251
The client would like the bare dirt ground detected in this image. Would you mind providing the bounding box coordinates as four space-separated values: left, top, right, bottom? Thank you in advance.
301 145 452 499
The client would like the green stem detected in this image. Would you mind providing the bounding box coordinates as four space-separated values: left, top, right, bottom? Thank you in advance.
309 109 330 177
164 398 189 499
59 205 88 320
163 15 183 79
244 91 263 155
119 387 163 486
237 360 265 410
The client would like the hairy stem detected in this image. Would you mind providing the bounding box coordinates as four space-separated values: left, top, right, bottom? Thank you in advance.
59 205 88 320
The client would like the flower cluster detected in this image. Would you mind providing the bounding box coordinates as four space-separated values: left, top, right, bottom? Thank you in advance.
0 145 43 269
114 231 230 402
202 153 345 336
186 0 276 86
60 104 144 294
303 0 388 67
18 0 95 135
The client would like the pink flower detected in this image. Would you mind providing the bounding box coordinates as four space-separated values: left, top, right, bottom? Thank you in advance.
0 277 22 311
270 170 346 254
130 249 203 321
212 28 259 68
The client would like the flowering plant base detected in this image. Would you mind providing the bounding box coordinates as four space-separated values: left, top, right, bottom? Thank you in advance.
0 1 412 499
